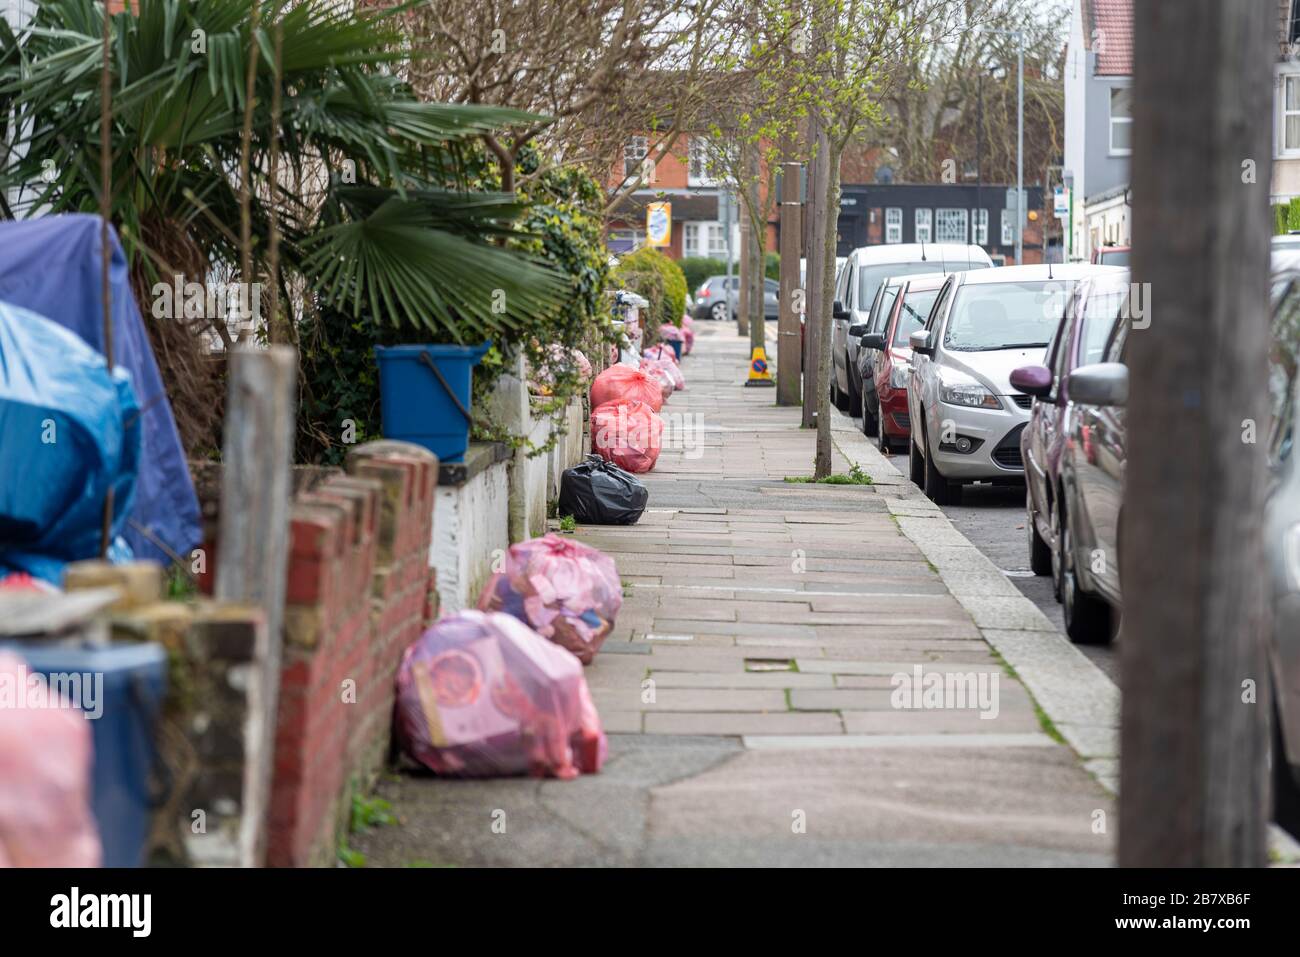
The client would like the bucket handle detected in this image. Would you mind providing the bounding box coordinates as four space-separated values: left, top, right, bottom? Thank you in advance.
418 351 474 423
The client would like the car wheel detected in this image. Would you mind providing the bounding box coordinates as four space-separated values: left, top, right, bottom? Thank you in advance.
861 386 879 437
909 433 924 487
1273 699 1300 839
709 301 728 321
922 423 959 505
846 370 862 418
1058 502 1111 644
876 397 892 453
1028 490 1052 576
831 375 849 412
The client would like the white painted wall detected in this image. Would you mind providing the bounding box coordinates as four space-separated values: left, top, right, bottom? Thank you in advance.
431 461 510 613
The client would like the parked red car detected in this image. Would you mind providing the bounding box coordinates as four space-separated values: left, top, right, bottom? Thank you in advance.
858 274 947 453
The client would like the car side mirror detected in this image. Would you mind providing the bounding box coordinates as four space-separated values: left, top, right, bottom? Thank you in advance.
1009 364 1053 398
908 329 933 356
832 300 851 321
1068 362 1128 407
848 322 869 338
860 332 886 351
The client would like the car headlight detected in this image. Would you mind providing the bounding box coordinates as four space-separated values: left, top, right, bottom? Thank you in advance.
890 363 910 389
1285 522 1300 591
940 381 1001 409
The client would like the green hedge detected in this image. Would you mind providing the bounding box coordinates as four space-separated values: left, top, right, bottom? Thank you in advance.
615 247 688 327
678 256 727 293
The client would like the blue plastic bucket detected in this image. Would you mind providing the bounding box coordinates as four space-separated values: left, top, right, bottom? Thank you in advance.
668 339 683 360
374 343 490 462
5 640 167 867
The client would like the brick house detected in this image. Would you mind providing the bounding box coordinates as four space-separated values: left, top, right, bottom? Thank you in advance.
604 132 778 259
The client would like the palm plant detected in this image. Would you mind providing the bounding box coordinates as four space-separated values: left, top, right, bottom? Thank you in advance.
0 0 569 346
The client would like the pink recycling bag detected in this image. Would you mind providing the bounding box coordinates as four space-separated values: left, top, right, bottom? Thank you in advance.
395 611 607 779
0 652 101 867
477 533 622 665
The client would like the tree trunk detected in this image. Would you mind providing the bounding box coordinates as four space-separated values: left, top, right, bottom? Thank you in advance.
1120 0 1272 867
814 141 840 479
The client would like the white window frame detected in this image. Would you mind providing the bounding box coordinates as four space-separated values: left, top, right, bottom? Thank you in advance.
884 207 903 244
1109 86 1132 157
610 228 644 253
914 208 932 243
624 136 649 178
935 208 968 244
684 221 728 259
1000 209 1015 246
1279 73 1300 158
688 136 716 187
971 208 988 245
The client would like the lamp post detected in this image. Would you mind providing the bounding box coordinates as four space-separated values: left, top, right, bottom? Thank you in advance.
978 27 1024 263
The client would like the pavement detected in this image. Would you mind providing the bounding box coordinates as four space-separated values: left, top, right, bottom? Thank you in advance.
353 321 1120 867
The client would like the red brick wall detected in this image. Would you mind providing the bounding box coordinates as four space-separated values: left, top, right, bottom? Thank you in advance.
267 441 438 867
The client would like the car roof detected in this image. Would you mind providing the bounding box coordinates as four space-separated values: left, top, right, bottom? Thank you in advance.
952 263 1124 285
848 243 991 266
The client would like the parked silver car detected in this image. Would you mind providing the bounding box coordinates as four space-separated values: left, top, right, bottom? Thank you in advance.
906 264 1107 505
691 275 779 321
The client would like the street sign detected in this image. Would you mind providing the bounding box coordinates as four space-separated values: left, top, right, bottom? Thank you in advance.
1054 186 1070 216
646 202 671 247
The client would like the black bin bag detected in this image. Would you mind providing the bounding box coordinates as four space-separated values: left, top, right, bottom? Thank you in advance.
558 455 648 525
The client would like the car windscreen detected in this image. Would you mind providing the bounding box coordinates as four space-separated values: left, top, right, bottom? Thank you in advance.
1097 250 1130 267
1079 286 1127 365
858 262 949 310
892 288 941 346
943 280 1073 352
1270 280 1300 464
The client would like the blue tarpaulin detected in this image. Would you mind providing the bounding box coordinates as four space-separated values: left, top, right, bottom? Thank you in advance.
0 214 200 567
0 301 140 581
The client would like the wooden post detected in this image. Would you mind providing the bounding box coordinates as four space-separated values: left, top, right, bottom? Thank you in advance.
778 160 803 406
1121 0 1272 866
215 345 297 866
737 174 751 339
747 142 765 356
803 120 827 430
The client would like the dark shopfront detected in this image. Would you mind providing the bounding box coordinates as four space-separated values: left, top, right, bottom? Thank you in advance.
833 183 1047 264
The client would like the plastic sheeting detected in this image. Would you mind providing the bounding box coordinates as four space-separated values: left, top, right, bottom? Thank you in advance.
0 215 200 566
477 534 622 665
395 611 606 779
0 301 140 581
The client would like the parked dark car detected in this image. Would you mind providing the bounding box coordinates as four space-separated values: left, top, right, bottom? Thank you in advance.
1011 268 1129 593
858 273 948 451
691 275 779 321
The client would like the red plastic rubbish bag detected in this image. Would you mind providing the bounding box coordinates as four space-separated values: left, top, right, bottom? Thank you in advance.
643 343 678 366
640 360 674 403
477 533 622 665
591 399 663 473
0 651 101 867
589 364 663 412
395 610 607 779
642 355 685 392
681 316 696 355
